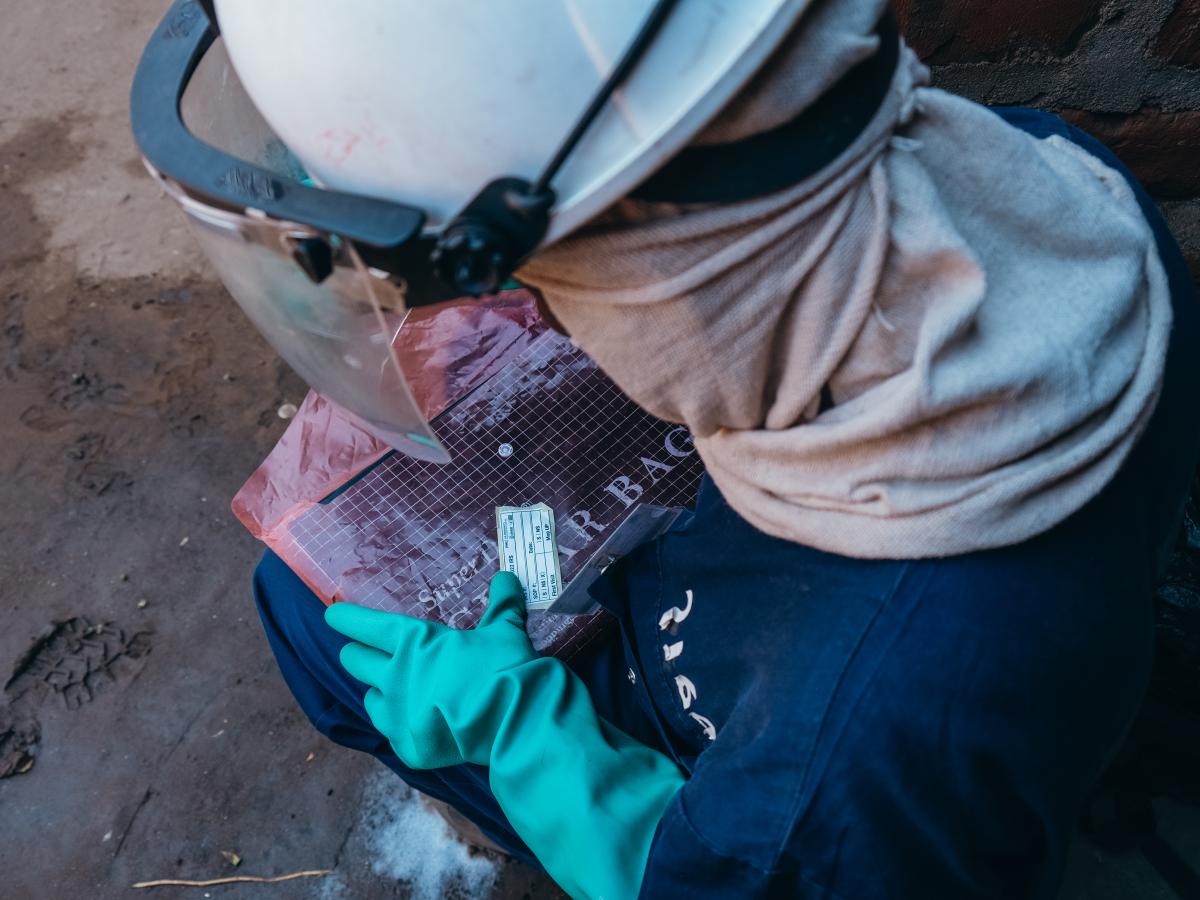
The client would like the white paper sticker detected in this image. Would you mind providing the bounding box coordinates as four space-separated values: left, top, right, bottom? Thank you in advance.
496 503 563 610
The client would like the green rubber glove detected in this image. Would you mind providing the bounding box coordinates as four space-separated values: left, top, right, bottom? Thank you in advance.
325 572 685 900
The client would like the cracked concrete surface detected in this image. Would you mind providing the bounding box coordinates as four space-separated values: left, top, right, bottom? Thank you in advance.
0 2 1193 899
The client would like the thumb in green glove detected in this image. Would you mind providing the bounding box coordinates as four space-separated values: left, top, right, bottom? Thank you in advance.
325 571 535 770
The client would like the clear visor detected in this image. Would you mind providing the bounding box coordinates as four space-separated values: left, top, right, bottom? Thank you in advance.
154 37 449 462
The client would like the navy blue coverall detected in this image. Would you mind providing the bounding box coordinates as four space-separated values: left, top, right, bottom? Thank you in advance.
253 108 1200 898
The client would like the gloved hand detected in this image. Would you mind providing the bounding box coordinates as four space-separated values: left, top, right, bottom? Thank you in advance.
326 572 686 900
327 571 538 769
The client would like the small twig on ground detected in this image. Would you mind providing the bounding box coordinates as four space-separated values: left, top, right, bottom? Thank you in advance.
131 869 331 889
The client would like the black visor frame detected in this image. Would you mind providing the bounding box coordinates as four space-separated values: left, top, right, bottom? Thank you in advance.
131 0 427 249
131 0 679 301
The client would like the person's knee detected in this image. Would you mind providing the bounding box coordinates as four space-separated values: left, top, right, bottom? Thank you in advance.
253 550 300 618
253 551 334 652
252 551 369 726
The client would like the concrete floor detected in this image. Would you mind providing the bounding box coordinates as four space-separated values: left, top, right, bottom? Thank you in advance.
0 2 1194 899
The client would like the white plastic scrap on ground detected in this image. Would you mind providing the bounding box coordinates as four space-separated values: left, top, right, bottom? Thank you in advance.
317 767 498 899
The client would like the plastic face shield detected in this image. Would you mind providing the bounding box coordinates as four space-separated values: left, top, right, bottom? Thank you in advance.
133 6 452 461
131 0 680 462
164 178 447 460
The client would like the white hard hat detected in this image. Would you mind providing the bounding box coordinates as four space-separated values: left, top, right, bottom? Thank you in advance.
215 0 809 243
131 0 810 461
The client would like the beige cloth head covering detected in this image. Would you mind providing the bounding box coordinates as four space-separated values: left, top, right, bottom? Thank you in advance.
518 0 1172 559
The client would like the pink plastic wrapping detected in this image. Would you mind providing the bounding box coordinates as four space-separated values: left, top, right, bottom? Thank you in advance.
232 291 704 658
233 291 546 540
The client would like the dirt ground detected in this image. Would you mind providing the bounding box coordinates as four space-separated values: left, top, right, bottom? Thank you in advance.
0 2 1195 899
0 2 559 898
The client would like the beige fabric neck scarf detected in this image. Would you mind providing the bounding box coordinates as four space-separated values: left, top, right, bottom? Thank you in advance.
518 1 1172 559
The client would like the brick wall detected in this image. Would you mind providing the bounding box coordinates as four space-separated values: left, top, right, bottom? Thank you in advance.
893 0 1200 286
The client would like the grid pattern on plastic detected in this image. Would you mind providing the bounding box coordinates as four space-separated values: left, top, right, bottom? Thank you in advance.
276 332 704 658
